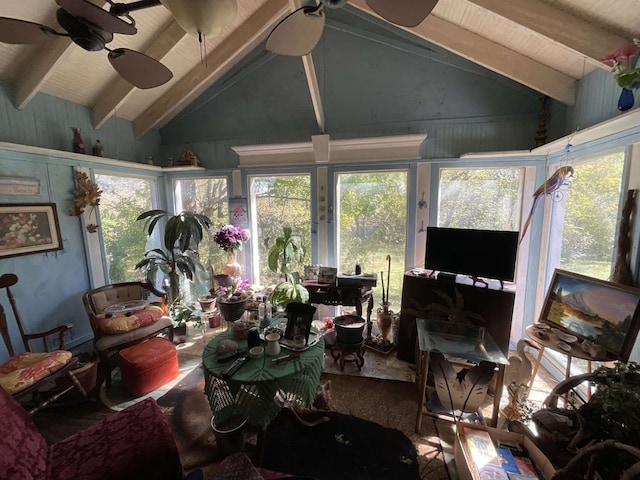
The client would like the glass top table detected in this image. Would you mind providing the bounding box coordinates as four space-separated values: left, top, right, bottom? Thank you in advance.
415 317 509 431
416 317 509 365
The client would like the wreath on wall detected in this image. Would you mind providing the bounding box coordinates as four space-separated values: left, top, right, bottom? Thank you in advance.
69 170 102 233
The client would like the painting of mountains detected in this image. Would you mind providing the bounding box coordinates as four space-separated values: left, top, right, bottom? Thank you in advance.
540 269 640 361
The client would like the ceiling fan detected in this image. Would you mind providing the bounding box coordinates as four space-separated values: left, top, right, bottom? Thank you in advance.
0 0 173 89
266 0 439 56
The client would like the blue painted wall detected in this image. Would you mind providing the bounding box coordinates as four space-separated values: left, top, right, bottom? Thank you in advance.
0 150 93 357
566 67 639 133
159 8 551 165
0 81 160 163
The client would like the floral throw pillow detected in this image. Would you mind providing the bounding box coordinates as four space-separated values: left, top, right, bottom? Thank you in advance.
94 305 163 335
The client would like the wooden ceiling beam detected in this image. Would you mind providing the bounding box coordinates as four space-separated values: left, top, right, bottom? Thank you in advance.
349 0 576 105
302 54 325 134
463 0 627 71
133 0 290 138
92 20 187 129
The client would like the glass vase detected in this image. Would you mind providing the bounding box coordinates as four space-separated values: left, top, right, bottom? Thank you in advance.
618 88 634 112
221 250 242 279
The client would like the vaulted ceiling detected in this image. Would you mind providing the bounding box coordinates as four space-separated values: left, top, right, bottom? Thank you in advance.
0 0 638 139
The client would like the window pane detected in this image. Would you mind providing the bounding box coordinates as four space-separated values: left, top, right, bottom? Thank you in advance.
174 177 229 299
249 175 311 287
438 168 524 230
336 171 408 307
557 152 625 280
95 174 154 283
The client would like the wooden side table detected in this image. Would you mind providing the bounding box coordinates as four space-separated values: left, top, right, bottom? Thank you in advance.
526 325 611 400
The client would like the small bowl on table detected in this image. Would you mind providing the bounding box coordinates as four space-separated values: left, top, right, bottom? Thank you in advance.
249 346 264 359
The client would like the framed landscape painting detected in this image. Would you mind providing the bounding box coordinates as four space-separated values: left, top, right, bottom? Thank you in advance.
539 269 640 362
0 203 63 259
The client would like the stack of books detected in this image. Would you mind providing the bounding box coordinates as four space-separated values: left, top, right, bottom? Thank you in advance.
460 426 541 480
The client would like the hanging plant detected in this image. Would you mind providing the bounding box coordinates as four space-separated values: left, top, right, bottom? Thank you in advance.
69 170 102 233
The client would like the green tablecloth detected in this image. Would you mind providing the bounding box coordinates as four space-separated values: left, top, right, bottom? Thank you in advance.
203 327 324 430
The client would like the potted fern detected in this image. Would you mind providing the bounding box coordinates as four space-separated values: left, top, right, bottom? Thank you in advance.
267 226 309 310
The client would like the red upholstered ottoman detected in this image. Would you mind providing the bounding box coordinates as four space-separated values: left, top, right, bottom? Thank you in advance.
119 337 178 397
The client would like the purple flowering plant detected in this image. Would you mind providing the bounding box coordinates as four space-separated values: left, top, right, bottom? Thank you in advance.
211 277 250 301
213 224 250 252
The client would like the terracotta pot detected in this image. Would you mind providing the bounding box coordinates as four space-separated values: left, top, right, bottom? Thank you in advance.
198 296 216 313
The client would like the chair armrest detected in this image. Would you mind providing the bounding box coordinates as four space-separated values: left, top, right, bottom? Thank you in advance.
24 323 73 351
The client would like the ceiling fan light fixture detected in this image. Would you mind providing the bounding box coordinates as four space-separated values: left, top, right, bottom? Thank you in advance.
159 0 238 38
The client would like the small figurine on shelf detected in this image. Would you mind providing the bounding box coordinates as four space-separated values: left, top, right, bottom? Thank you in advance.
71 127 85 154
92 139 104 157
178 143 199 166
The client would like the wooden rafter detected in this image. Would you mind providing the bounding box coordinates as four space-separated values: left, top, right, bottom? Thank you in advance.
92 20 187 129
463 0 627 71
349 0 576 105
133 0 290 138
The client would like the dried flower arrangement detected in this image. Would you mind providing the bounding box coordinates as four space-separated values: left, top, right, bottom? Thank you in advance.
69 170 102 233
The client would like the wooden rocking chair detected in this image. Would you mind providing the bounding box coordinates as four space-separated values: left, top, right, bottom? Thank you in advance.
0 273 85 415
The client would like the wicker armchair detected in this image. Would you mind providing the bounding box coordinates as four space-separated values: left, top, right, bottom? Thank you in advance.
83 282 173 388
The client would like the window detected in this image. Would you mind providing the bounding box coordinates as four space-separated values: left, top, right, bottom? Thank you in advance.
438 167 524 230
336 171 408 306
173 177 229 299
543 151 625 376
249 174 312 287
95 174 157 283
550 151 625 280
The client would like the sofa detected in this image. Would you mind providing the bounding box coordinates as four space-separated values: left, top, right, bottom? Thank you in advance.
0 386 183 480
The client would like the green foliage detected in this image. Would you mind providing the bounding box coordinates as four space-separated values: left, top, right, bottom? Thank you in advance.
584 361 640 446
559 153 624 279
95 175 153 283
135 209 212 303
337 172 408 306
267 226 305 281
270 275 310 310
266 226 309 310
169 300 198 328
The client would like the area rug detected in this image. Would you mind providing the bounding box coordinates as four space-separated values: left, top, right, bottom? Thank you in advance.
262 410 420 479
156 366 450 480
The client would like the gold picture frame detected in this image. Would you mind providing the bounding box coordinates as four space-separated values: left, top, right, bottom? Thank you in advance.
0 203 63 258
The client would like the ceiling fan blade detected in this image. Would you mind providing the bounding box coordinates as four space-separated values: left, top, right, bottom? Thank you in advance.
56 0 137 35
0 18 58 44
266 6 325 56
366 0 439 27
108 48 173 89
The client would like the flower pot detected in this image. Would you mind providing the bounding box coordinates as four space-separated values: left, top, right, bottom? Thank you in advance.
217 298 247 323
333 315 365 346
198 296 216 313
211 414 247 456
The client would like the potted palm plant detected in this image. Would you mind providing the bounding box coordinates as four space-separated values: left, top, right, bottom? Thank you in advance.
267 226 309 310
134 209 212 305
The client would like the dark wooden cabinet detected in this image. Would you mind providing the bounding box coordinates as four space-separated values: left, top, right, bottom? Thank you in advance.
397 272 516 363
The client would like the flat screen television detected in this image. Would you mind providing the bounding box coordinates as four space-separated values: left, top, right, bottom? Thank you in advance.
425 227 519 283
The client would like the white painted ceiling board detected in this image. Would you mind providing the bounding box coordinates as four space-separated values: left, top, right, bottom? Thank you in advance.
0 0 635 129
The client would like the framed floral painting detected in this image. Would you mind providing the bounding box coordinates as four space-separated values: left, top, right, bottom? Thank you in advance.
0 203 63 258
